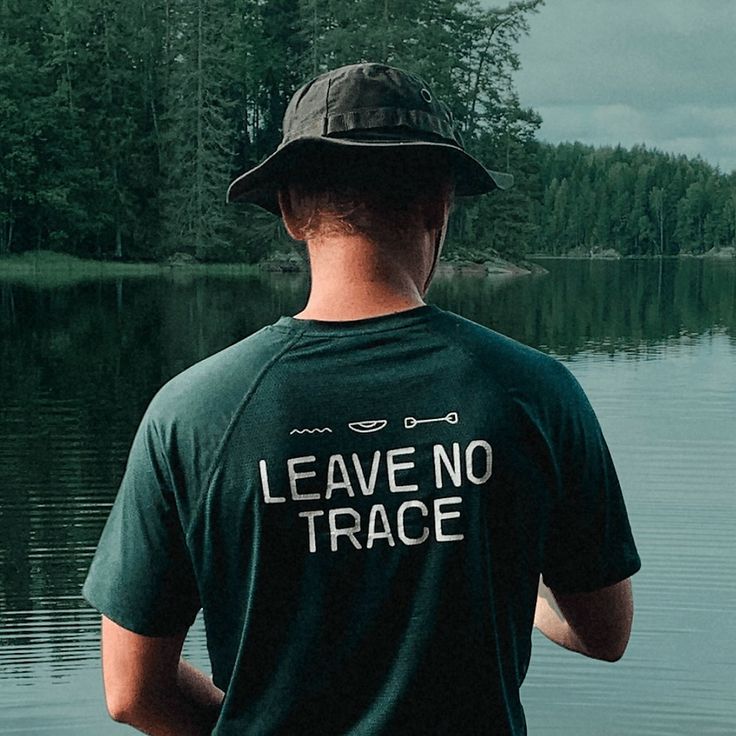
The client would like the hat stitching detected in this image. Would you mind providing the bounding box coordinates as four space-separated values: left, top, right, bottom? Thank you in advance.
282 108 456 145
322 76 332 136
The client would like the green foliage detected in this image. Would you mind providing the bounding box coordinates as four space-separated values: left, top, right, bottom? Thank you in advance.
0 0 546 261
532 142 735 256
0 36 40 254
1 0 733 263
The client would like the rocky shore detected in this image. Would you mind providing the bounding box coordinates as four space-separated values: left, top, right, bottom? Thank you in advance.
259 252 547 276
527 245 735 260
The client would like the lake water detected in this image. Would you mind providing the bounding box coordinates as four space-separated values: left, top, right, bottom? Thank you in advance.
1 258 734 734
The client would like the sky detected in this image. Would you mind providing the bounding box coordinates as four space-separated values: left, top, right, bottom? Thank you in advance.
511 0 736 173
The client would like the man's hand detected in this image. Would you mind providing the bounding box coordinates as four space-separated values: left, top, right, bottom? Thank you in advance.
534 576 634 662
100 616 224 735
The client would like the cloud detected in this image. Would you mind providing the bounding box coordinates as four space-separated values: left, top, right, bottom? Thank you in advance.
510 0 736 172
533 103 736 173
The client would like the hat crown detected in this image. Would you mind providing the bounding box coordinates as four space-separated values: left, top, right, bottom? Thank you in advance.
281 63 461 148
225 62 513 210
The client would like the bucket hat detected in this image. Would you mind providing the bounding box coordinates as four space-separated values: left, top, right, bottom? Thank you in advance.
226 62 513 215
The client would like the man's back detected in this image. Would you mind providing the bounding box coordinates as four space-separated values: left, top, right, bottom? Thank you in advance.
84 304 640 735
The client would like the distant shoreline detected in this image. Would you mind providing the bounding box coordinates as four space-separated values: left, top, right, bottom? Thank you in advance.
1 248 732 287
0 251 260 286
0 250 547 281
528 246 735 261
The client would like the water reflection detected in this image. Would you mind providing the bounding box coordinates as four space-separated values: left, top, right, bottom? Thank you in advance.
430 258 736 355
0 259 734 733
522 334 736 734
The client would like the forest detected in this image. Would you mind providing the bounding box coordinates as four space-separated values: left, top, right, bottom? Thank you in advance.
1 0 734 264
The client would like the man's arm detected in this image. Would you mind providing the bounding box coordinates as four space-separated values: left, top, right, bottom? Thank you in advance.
101 615 224 736
534 577 634 662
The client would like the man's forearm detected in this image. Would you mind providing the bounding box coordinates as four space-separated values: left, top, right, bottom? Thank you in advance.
177 658 225 726
116 658 224 736
534 584 588 655
534 576 634 661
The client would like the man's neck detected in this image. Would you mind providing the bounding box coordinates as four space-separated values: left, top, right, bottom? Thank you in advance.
294 289 425 322
294 233 431 321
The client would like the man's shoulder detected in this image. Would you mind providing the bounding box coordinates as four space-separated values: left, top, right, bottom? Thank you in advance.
431 308 572 390
432 308 593 442
147 324 293 430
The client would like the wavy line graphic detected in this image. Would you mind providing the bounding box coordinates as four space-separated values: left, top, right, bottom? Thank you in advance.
290 427 333 435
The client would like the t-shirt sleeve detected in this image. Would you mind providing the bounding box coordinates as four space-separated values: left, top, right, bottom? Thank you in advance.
82 401 201 636
541 364 641 594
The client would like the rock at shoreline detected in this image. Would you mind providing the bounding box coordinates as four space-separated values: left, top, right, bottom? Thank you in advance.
435 255 546 277
591 247 621 259
702 246 735 259
165 252 199 266
259 254 307 272
527 247 622 259
258 251 546 277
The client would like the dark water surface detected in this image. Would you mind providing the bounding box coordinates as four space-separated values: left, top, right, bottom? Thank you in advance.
1 258 734 734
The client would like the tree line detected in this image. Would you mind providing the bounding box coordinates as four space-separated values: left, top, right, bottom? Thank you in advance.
528 142 736 258
1 0 733 264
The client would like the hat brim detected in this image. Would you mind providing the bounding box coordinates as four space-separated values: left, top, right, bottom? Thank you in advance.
225 136 513 215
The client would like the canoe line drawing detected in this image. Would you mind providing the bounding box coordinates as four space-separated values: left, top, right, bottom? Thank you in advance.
404 411 458 429
348 419 388 433
290 427 332 435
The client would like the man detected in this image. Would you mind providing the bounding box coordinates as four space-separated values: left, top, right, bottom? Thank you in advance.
83 63 640 735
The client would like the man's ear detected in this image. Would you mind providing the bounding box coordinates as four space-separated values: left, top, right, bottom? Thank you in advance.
278 188 302 241
422 180 454 232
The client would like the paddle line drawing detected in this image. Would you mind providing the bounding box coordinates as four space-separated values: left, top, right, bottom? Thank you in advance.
404 411 458 429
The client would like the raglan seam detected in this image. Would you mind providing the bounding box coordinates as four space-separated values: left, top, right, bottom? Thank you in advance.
418 312 525 407
425 310 569 427
422 314 561 452
421 311 564 508
186 326 307 540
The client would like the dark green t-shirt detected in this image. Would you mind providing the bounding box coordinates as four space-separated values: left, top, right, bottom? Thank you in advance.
83 304 640 735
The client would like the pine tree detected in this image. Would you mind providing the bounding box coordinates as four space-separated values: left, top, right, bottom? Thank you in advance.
649 187 666 256
159 0 240 259
0 36 40 253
